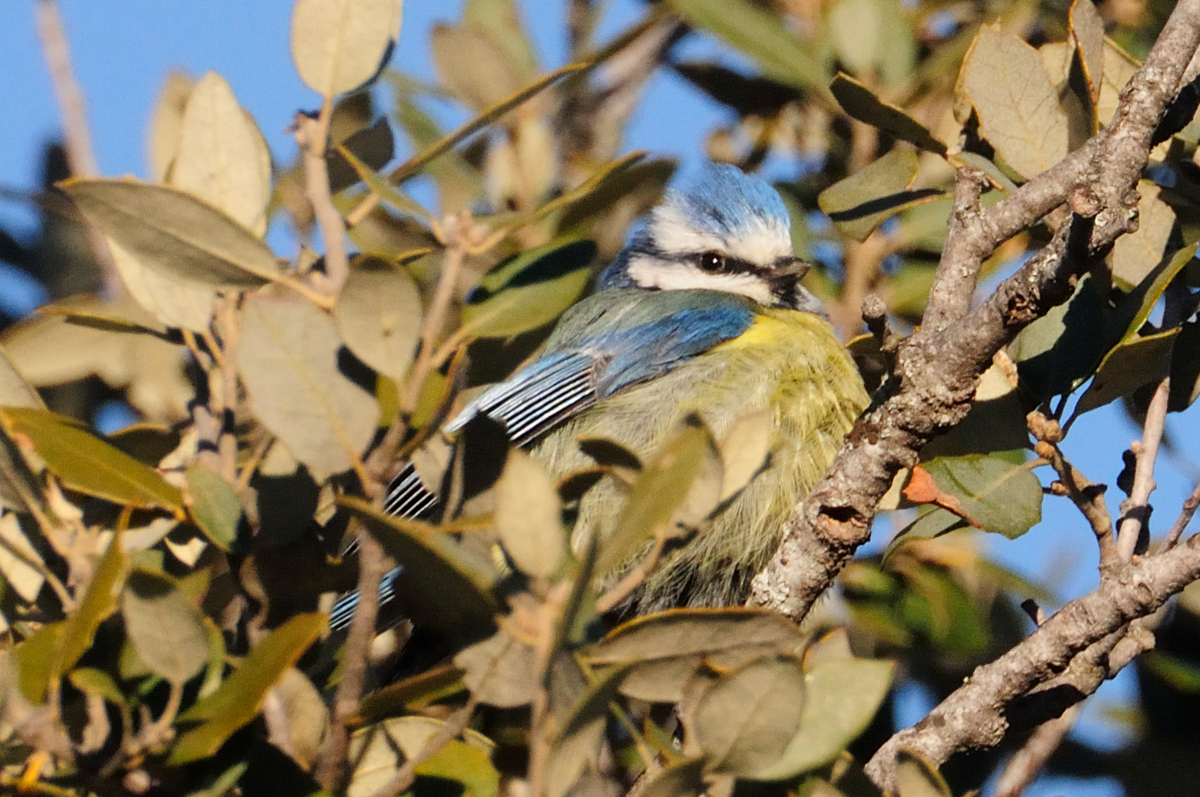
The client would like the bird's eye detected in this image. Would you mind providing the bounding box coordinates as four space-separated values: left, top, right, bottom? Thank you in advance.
699 251 725 272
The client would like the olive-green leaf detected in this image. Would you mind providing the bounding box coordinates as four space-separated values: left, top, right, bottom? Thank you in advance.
917 452 1042 539
1069 0 1105 105
106 236 217 333
454 629 538 708
0 407 183 512
0 347 43 409
818 150 941 243
718 408 772 502
122 568 209 684
333 256 423 381
432 24 524 112
1073 328 1179 417
69 667 126 706
173 71 271 236
830 74 947 155
349 716 497 797
546 663 633 797
1099 40 1139 126
60 179 282 288
170 612 325 763
756 658 894 779
895 752 952 797
962 25 1069 179
1111 242 1197 345
689 655 807 776
463 0 539 82
185 464 241 550
291 0 403 97
669 0 830 100
340 497 498 641
54 531 129 682
639 757 707 797
14 621 63 703
587 609 805 665
0 512 44 602
828 0 884 79
1111 182 1176 289
462 240 595 339
495 449 566 579
238 294 380 481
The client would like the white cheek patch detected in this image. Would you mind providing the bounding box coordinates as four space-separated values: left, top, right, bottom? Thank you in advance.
626 256 775 305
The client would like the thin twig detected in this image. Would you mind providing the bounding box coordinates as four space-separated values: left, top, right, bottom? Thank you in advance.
1159 479 1200 552
294 109 351 297
1116 378 1171 560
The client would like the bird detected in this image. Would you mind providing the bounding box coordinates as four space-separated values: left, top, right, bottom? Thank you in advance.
330 162 868 628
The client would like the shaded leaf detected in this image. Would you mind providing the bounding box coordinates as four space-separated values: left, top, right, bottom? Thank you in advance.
757 659 894 779
949 152 1019 195
238 294 379 480
547 663 633 797
61 179 282 288
173 71 271 236
335 142 430 220
961 25 1069 179
462 240 595 339
348 716 496 797
171 613 325 763
55 531 129 682
454 629 537 708
1010 275 1110 400
185 465 241 550
0 346 44 409
122 568 209 684
269 667 329 770
333 255 423 380
495 449 566 579
1111 182 1176 289
1169 318 1200 412
291 0 403 97
688 655 806 776
1111 242 1197 345
673 63 803 116
669 0 830 99
830 74 947 155
340 497 498 641
327 117 395 193
616 655 703 703
1073 328 1178 417
639 757 707 797
819 151 942 243
587 609 805 664
0 407 183 512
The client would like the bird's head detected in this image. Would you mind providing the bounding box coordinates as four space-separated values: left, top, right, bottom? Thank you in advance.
599 163 822 313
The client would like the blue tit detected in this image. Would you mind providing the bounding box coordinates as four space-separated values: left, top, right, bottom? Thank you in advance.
331 163 868 628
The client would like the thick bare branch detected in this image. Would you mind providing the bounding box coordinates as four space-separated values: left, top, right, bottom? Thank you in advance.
922 165 987 332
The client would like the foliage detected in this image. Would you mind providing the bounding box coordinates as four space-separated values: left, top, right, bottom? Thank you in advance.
0 0 1198 796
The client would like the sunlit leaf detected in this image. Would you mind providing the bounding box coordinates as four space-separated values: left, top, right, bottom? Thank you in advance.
171 613 325 763
463 0 539 82
333 255 423 380
819 151 943 242
907 452 1042 539
1073 328 1178 417
717 408 772 502
122 568 209 684
961 25 1069 179
1110 242 1197 344
348 716 497 797
757 658 894 779
495 449 566 579
587 609 805 664
238 293 380 480
454 629 537 708
185 464 241 550
462 240 595 339
1111 182 1176 289
0 407 183 512
0 512 44 602
0 346 43 513
54 531 129 682
1069 0 1104 105
895 752 952 797
432 24 524 112
1099 40 1140 126
291 0 403 97
69 667 126 706
147 70 196 182
61 179 283 288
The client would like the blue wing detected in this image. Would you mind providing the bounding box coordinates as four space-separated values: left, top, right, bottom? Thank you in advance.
335 290 756 632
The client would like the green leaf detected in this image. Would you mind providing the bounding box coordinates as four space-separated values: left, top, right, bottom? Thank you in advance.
328 117 396 194
587 609 805 665
950 152 1019 195
0 407 183 512
122 568 210 684
333 255 423 381
688 655 807 776
1010 275 1110 401
1073 328 1178 417
432 24 524 112
546 663 633 797
462 240 595 339
348 716 496 797
495 449 566 579
818 150 944 243
1111 182 1176 289
669 0 831 100
639 757 707 797
717 408 772 502
147 70 196 183
54 530 129 681
1070 0 1105 105
69 667 127 706
14 622 62 703
184 465 241 550
454 629 537 708
1110 242 1197 345
756 658 894 779
237 293 380 481
829 74 947 155
895 752 951 797
172 71 271 236
463 0 539 82
1169 318 1200 412
60 179 283 289
0 346 44 409
335 143 430 220
290 0 403 97
920 362 1030 459
961 25 1069 179
912 452 1043 539
170 612 325 763
340 497 499 642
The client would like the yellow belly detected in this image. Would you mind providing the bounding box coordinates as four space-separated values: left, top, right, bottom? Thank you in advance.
532 309 868 613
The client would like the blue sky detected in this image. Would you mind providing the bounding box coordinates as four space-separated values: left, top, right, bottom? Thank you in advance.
2 4 1198 794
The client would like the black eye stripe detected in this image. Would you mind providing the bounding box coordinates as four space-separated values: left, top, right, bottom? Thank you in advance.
694 252 764 276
